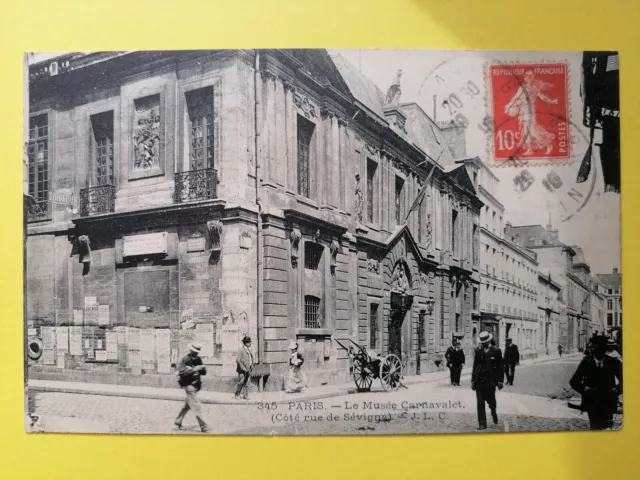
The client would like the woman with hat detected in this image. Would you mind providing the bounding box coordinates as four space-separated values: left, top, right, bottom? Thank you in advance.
174 342 211 433
285 341 307 393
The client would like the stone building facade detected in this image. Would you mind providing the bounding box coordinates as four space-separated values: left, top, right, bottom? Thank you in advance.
458 159 538 356
595 268 622 336
506 224 591 353
537 272 562 355
26 50 481 392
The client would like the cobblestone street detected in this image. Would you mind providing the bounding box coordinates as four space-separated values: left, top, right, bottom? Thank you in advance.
31 356 613 435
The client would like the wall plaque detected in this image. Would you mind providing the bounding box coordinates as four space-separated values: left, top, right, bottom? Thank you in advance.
187 236 206 252
123 232 168 257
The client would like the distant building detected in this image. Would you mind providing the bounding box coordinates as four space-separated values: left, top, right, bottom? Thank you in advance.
457 160 538 356
505 224 591 353
589 278 607 337
595 268 622 334
537 272 562 354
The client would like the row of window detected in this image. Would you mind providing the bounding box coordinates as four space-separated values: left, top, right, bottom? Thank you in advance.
28 87 216 206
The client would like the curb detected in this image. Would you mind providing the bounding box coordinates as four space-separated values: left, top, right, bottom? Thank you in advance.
28 354 577 405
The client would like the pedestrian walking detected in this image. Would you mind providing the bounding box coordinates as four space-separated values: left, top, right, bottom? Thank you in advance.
174 343 211 433
503 338 520 386
285 341 307 393
471 331 504 430
558 343 563 357
445 340 465 386
569 335 622 430
606 338 622 362
235 335 253 400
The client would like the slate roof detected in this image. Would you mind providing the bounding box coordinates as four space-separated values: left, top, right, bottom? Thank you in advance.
594 272 622 287
330 54 387 120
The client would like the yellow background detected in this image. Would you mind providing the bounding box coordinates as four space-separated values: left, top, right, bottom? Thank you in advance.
0 1 637 478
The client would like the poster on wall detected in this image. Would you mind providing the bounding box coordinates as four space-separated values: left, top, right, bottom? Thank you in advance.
106 331 118 361
23 49 622 437
155 329 171 374
98 305 110 326
195 323 215 359
140 329 156 370
84 297 98 326
69 327 83 356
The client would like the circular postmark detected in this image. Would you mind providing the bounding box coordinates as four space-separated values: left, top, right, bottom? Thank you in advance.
417 53 596 223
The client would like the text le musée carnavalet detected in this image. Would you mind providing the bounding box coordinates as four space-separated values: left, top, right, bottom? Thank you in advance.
28 49 521 393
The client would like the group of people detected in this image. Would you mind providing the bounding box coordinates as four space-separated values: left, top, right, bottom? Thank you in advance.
172 336 307 433
448 330 622 431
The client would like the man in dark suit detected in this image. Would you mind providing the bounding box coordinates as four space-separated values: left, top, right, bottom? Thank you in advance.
503 338 520 386
570 335 622 430
471 331 504 430
235 335 254 400
445 340 465 386
174 343 210 433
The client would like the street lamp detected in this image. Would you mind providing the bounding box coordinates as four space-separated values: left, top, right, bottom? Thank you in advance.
425 297 435 316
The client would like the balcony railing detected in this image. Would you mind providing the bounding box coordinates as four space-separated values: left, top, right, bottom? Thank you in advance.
27 199 49 222
80 185 116 216
174 168 218 204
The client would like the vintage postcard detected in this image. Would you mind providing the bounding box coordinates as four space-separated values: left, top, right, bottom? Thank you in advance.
23 49 621 435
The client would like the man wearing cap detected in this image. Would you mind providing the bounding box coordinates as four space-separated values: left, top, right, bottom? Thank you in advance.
235 335 253 400
503 338 520 386
570 335 622 430
471 331 504 430
445 340 465 386
174 343 210 433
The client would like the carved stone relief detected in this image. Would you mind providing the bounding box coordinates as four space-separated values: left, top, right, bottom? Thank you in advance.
133 95 160 172
367 258 380 275
390 261 411 294
293 92 317 118
354 173 364 223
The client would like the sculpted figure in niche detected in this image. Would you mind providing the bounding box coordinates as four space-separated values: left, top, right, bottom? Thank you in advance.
133 100 160 171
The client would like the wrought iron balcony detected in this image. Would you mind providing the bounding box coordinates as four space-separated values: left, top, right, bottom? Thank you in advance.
80 184 116 216
174 167 218 204
27 199 49 222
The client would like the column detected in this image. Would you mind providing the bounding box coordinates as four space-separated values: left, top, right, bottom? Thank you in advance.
284 81 296 193
263 71 276 183
274 79 285 187
338 118 348 212
317 110 328 205
331 113 340 208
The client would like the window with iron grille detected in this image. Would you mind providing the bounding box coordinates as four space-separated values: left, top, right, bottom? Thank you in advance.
304 295 321 328
395 176 404 224
418 310 426 351
304 242 323 270
297 115 314 198
366 159 377 223
369 303 379 349
28 114 49 204
90 111 114 186
186 87 214 170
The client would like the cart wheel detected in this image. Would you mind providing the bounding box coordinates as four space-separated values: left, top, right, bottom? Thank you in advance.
353 358 373 392
380 354 402 392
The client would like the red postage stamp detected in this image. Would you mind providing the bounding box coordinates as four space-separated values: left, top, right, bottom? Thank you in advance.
490 63 570 162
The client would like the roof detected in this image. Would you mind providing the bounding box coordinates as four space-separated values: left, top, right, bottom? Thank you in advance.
400 102 456 166
594 272 622 287
571 246 589 267
330 54 387 119
506 224 565 248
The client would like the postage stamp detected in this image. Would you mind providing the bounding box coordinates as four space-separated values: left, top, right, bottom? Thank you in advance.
489 63 570 162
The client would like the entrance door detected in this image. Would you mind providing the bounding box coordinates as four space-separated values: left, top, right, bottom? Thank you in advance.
389 293 412 358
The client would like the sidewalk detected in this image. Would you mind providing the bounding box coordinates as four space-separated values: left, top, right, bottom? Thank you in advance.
28 351 582 406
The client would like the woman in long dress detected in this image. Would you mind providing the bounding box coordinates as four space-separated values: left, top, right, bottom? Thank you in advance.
504 71 559 155
285 341 307 393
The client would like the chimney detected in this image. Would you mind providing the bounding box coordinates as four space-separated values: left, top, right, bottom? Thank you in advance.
613 267 618 274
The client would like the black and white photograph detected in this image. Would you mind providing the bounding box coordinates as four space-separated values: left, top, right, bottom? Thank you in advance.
23 49 622 435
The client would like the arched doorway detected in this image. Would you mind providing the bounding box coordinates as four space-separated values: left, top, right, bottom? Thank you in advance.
389 260 413 358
